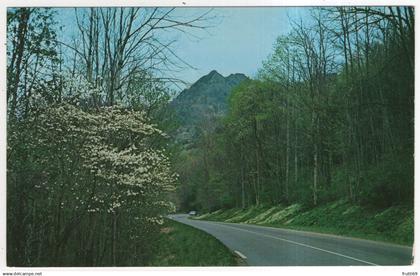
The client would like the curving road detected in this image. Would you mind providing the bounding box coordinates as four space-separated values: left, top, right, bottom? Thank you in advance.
168 214 413 266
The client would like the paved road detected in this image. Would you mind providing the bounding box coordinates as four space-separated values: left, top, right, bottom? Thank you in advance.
168 214 413 266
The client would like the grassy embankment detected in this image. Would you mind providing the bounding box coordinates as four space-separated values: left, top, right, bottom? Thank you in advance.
150 219 242 266
194 200 413 246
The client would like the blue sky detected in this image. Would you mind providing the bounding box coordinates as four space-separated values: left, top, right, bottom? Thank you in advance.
56 7 309 88
170 8 308 84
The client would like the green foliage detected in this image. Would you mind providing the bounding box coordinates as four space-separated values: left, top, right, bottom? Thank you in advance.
196 201 413 246
358 151 414 208
286 202 414 245
150 219 239 266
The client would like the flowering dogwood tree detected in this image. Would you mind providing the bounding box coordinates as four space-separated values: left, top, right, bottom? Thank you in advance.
8 104 177 266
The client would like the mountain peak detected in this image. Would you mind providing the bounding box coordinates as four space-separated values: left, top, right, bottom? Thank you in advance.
199 70 224 83
227 72 247 79
208 69 220 76
171 71 249 144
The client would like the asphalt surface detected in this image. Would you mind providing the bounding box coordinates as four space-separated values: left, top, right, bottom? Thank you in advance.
168 214 413 266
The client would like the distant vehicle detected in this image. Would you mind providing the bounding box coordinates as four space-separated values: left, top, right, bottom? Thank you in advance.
188 210 197 216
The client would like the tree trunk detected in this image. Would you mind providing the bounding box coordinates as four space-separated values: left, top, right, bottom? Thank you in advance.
112 212 117 266
285 104 290 202
9 8 30 117
313 142 318 206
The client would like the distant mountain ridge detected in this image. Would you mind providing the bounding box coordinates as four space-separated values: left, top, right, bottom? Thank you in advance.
170 70 249 144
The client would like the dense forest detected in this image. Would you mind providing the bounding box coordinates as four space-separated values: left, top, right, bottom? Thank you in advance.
175 7 414 212
6 6 414 267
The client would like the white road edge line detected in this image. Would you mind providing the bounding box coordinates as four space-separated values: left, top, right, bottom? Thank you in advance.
234 250 247 259
211 222 379 266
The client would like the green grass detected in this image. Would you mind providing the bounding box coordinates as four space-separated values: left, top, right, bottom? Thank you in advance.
150 219 242 266
195 200 414 246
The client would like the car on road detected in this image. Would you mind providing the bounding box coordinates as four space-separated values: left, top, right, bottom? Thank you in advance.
188 210 197 216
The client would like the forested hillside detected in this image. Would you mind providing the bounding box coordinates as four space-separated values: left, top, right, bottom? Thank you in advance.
170 70 248 145
175 7 414 213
